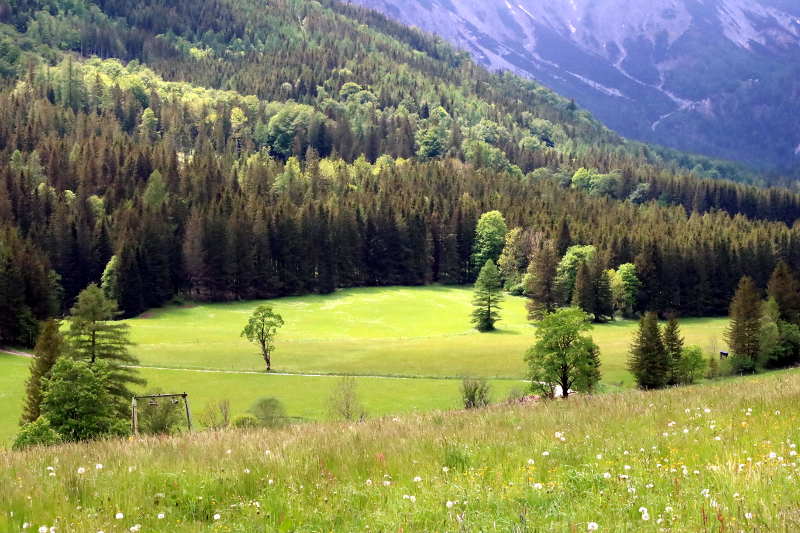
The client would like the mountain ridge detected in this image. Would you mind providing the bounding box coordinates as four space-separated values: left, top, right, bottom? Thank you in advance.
351 0 800 172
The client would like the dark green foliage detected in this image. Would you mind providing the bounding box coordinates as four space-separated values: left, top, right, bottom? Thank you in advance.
571 261 595 318
12 417 62 451
525 307 601 398
137 390 186 435
40 358 128 442
628 312 670 390
20 319 64 425
767 261 800 324
525 240 559 321
726 277 762 374
471 260 503 332
461 378 491 409
248 397 288 428
663 318 685 386
66 284 145 415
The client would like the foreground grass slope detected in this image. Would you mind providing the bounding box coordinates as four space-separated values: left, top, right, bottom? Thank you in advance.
127 286 728 382
3 370 799 532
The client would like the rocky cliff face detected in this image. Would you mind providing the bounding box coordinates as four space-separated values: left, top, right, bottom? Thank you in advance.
352 0 800 171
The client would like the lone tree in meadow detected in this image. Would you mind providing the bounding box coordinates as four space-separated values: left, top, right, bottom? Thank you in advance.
726 276 762 373
242 305 284 372
628 312 670 389
525 307 601 398
472 259 503 332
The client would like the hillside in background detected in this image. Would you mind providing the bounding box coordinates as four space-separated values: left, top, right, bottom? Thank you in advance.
352 0 800 173
3 0 800 346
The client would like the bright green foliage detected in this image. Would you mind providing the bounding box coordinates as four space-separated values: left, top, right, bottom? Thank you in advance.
555 245 597 304
20 319 64 425
12 417 61 451
497 227 527 289
138 108 159 141
231 414 260 429
571 261 594 316
609 263 640 317
241 305 285 372
100 255 119 300
471 260 504 332
142 170 168 210
628 312 670 389
40 358 128 441
328 376 366 421
471 211 508 275
675 346 707 385
726 277 762 374
663 318 685 386
525 307 601 398
66 284 144 413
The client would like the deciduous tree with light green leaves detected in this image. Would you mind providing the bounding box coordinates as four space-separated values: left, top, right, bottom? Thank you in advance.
525 307 601 398
471 260 503 332
471 211 508 277
241 305 285 372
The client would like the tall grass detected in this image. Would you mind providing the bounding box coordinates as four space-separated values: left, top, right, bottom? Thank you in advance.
2 371 799 532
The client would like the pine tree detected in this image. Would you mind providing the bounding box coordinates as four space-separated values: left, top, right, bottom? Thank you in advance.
20 320 64 425
663 317 684 385
767 261 800 323
66 284 145 416
591 258 614 323
726 276 762 373
628 312 670 389
472 260 503 332
571 261 595 317
525 240 559 321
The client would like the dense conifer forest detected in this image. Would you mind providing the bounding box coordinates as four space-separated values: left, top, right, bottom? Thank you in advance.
2 0 800 346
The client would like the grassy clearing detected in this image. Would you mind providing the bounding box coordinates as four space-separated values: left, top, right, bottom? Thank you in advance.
127 286 729 383
0 354 522 447
2 370 799 531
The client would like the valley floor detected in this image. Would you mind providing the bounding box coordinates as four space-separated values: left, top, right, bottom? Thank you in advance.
0 286 730 445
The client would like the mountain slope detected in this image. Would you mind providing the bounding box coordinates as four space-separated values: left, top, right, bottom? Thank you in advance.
351 0 800 172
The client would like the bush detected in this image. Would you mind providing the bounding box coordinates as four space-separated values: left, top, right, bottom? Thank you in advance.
232 414 260 429
676 346 707 385
40 358 128 441
13 417 62 450
461 378 491 409
507 282 525 296
328 376 366 421
138 389 185 435
199 400 231 430
248 397 287 428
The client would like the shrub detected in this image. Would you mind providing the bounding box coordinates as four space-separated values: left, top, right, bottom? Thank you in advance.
248 397 287 428
328 376 366 421
676 346 707 385
199 400 231 430
40 358 128 442
232 414 260 429
13 417 62 450
461 378 490 409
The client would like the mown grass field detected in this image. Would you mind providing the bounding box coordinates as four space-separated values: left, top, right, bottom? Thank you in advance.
3 370 799 532
0 354 522 447
127 286 729 383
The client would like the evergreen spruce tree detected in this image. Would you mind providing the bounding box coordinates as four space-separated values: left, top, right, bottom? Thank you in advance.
726 276 762 373
66 284 145 416
663 317 684 386
571 261 595 318
20 319 64 425
525 240 559 321
628 312 670 389
767 261 800 323
591 259 614 323
472 260 503 332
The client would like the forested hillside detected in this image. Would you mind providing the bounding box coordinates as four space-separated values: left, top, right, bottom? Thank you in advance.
1 0 800 346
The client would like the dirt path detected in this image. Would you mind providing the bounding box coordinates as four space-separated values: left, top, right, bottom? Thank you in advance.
1 348 521 382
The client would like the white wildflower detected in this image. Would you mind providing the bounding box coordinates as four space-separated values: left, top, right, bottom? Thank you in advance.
587 522 599 531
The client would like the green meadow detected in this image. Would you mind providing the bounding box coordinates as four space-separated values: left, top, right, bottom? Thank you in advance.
1 286 729 446
127 286 728 383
